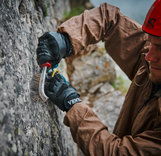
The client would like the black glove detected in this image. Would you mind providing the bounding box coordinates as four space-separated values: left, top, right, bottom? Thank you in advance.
45 73 81 112
36 32 73 66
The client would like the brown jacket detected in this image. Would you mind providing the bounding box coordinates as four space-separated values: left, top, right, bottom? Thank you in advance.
58 3 161 156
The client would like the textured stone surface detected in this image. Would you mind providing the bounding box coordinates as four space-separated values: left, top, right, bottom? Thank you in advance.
0 0 77 155
92 88 125 132
71 50 116 94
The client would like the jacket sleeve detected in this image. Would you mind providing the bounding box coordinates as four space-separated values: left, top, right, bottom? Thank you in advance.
64 102 161 156
57 3 150 80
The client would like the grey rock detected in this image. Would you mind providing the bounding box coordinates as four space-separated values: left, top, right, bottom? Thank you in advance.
99 82 114 94
89 83 103 94
92 90 125 132
71 50 116 94
0 0 77 156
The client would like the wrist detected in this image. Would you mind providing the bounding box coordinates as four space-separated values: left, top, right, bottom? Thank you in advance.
64 93 82 111
62 33 73 57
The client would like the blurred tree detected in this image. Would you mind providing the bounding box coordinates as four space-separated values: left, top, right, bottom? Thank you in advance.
69 0 93 9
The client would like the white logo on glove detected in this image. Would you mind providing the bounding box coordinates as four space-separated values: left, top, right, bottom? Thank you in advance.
67 98 81 105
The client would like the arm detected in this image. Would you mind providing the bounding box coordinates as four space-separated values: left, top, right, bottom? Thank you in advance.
64 102 161 156
43 70 161 156
57 3 150 80
57 3 120 54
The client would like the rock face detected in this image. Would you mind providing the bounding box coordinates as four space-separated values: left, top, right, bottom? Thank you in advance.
71 50 116 94
0 0 77 155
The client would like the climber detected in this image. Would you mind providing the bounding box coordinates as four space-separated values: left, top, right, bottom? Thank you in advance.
36 0 161 155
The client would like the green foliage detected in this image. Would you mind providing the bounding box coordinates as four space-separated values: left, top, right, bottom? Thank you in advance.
110 81 117 89
62 6 86 21
35 0 50 17
110 76 131 95
42 2 50 17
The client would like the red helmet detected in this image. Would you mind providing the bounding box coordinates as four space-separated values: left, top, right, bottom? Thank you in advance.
142 0 161 37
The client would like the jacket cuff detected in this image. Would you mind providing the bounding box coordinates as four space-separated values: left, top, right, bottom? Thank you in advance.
63 102 91 138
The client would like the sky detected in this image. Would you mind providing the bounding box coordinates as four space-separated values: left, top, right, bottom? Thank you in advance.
90 0 154 24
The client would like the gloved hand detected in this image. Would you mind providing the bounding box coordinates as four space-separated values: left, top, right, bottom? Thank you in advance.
45 72 81 112
36 32 73 66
